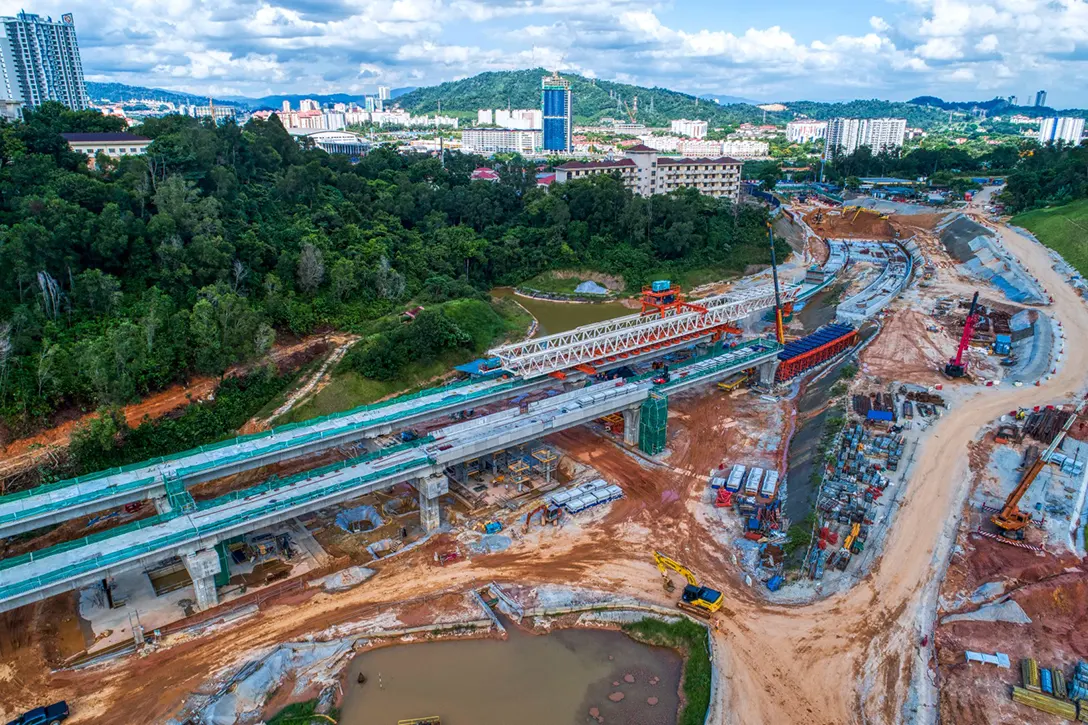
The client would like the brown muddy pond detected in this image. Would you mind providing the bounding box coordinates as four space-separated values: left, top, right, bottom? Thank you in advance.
339 623 683 725
491 287 631 337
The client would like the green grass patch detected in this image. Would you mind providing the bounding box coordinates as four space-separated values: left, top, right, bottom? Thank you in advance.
266 699 339 725
491 295 533 339
1013 199 1088 277
280 357 451 423
623 617 712 725
671 266 740 290
279 297 527 424
519 270 624 297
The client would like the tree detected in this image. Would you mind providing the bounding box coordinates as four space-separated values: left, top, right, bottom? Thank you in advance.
296 243 325 295
757 163 783 191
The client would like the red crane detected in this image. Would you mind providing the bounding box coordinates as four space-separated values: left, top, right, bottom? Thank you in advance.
945 291 980 378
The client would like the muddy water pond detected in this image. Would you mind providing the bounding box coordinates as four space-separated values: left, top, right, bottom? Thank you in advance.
340 623 683 725
492 287 630 337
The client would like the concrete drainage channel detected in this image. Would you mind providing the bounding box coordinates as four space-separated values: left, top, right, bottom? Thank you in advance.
172 584 720 725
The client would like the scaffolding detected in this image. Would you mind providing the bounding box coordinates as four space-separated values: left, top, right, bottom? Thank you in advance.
530 447 559 484
639 393 669 455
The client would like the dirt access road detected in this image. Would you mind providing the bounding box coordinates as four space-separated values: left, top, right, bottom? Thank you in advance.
0 335 339 488
710 208 1088 724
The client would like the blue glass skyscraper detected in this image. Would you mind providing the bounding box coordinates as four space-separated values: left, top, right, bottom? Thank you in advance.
541 72 572 153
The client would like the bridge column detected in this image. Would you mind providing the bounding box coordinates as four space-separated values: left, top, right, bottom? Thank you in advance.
184 549 221 612
757 359 778 386
622 407 641 446
152 496 172 515
418 474 448 533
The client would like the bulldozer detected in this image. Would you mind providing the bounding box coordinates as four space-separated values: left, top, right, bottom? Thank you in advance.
652 551 724 618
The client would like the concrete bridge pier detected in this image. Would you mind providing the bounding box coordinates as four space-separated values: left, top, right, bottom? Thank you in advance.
622 406 641 446
757 359 778 386
184 549 222 611
417 474 449 533
152 496 172 515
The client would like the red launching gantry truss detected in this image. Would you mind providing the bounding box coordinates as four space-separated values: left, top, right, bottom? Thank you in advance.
490 283 798 379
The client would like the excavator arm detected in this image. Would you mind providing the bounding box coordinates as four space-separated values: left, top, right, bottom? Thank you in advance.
653 551 698 586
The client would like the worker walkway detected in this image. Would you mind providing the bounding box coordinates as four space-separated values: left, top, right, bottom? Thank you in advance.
0 374 537 538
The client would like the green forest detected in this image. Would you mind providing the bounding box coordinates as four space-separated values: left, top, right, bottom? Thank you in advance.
395 70 1014 130
0 102 777 435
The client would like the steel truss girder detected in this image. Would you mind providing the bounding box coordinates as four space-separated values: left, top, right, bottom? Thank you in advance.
490 284 799 378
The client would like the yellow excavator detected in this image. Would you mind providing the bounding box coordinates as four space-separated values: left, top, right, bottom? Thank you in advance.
652 551 724 618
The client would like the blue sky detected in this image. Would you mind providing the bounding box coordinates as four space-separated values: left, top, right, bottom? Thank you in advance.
4 0 1087 106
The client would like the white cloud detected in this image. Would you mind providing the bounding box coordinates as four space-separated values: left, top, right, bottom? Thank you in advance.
14 0 1088 104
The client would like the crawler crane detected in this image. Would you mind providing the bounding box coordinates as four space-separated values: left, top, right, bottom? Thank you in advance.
991 400 1086 538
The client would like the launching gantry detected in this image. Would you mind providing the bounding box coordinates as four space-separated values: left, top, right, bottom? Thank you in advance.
489 282 798 379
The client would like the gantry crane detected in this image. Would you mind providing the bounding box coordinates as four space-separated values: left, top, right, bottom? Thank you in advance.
992 401 1086 538
945 291 980 378
652 551 724 617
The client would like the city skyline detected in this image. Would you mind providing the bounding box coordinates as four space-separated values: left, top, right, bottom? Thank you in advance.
2 0 1086 107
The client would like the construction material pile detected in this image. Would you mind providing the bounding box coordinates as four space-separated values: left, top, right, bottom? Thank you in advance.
808 423 904 578
708 464 784 540
1012 658 1088 721
1024 406 1072 445
851 392 895 417
545 478 623 515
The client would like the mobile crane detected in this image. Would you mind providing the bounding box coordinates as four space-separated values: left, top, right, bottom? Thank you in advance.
992 401 1085 538
945 291 980 378
652 551 724 618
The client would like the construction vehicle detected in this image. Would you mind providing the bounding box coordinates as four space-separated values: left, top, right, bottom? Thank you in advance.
991 400 1085 538
652 551 724 618
944 291 980 378
717 372 748 392
652 364 671 385
524 503 562 531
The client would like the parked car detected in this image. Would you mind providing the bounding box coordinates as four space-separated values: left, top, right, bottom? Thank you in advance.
6 702 69 725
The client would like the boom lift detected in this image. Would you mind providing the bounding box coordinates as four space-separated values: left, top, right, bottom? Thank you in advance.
767 223 786 345
652 551 724 618
945 291 980 378
992 401 1085 538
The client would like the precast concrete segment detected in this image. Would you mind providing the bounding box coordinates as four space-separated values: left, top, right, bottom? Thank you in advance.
488 284 801 378
0 375 543 538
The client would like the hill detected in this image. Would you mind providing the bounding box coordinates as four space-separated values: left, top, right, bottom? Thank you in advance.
395 69 771 127
909 95 1088 119
85 81 236 107
85 82 414 111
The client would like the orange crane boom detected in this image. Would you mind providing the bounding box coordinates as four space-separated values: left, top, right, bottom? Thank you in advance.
992 400 1085 536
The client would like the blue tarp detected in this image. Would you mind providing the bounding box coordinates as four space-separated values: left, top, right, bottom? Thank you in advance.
867 410 894 422
454 357 502 376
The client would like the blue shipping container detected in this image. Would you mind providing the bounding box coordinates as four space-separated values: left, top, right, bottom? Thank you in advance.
651 280 671 292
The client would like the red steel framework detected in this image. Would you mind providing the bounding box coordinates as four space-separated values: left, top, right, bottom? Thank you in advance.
774 327 859 382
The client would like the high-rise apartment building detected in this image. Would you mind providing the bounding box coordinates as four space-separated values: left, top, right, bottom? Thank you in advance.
281 100 291 113
378 86 390 101
0 11 88 110
299 99 319 112
786 120 828 143
541 72 572 153
462 128 542 154
824 117 906 157
1038 117 1085 145
670 118 708 138
1034 90 1048 108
